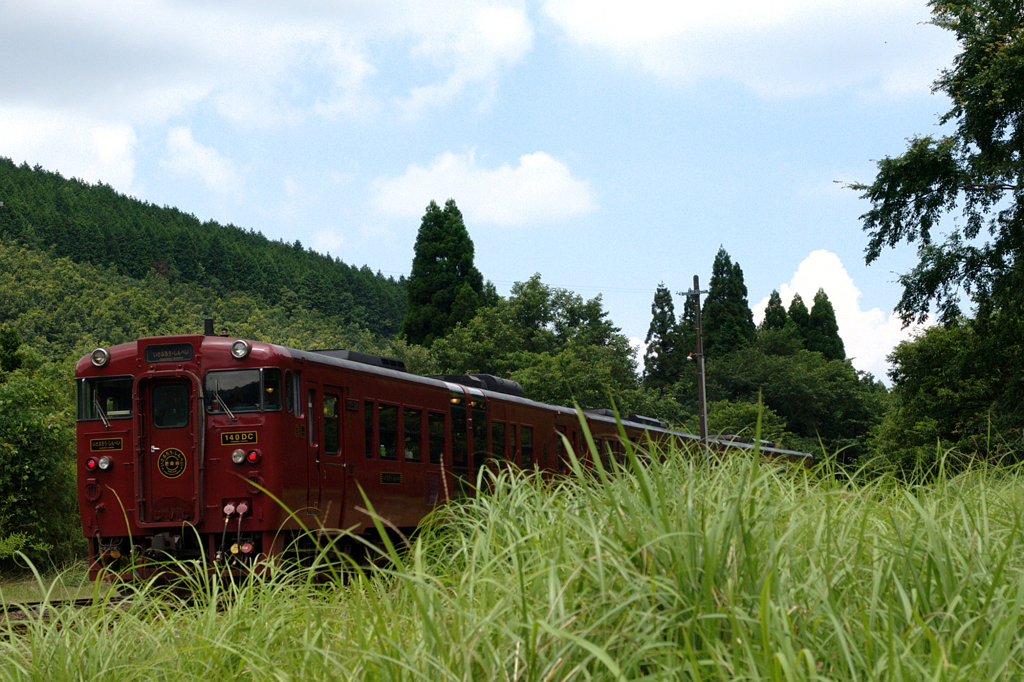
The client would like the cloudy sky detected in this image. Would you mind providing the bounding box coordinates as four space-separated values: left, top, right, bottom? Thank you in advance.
0 0 958 381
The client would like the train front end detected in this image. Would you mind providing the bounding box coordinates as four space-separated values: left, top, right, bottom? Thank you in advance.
76 332 291 580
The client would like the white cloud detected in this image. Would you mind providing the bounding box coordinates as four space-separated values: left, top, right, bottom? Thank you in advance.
162 127 242 196
752 250 924 381
399 2 533 118
0 0 532 128
0 107 137 189
542 0 958 98
370 150 596 226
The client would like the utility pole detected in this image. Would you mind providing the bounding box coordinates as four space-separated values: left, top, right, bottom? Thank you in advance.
680 275 708 445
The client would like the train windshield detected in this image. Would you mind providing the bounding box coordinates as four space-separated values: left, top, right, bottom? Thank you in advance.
204 368 283 414
78 376 134 421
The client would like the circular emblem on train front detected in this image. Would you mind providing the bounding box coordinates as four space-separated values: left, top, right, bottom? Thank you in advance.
157 448 187 479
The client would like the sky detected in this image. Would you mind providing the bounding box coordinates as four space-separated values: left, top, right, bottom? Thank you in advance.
0 0 959 382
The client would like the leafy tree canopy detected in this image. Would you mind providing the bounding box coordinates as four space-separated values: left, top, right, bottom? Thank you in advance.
431 274 638 409
850 1 1024 324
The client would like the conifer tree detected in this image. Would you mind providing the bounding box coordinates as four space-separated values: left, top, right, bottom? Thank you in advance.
761 290 787 331
702 247 755 357
642 283 684 389
786 293 811 347
401 199 485 346
806 288 846 361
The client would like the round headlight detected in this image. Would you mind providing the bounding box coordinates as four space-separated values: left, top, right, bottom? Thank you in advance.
90 348 110 367
85 458 98 471
246 450 261 464
97 456 113 471
230 340 251 359
231 449 246 464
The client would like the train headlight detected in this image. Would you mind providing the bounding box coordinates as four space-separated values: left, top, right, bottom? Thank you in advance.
90 348 110 367
97 456 113 471
231 448 246 464
230 340 251 359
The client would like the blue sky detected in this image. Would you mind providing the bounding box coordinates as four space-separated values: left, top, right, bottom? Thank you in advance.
0 0 959 381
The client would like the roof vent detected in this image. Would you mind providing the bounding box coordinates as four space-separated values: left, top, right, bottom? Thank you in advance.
431 373 525 398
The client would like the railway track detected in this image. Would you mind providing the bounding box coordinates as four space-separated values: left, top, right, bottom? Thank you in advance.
1 597 134 637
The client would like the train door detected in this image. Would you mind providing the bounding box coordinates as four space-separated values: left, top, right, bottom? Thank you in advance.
321 387 346 526
137 375 201 525
306 383 321 514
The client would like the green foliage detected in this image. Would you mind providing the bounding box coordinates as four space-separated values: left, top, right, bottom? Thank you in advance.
701 246 755 358
0 358 82 569
869 317 1024 473
642 282 685 389
785 292 811 346
431 274 639 408
0 158 407 337
681 398 788 445
401 199 485 347
806 288 846 361
850 0 1024 467
707 331 887 462
760 289 787 331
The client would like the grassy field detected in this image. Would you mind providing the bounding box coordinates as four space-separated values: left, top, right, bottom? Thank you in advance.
3 437 1024 681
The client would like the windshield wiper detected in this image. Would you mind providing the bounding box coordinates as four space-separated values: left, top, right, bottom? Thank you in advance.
92 393 111 429
214 387 238 422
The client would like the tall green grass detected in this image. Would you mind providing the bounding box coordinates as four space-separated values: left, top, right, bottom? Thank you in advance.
3 436 1024 680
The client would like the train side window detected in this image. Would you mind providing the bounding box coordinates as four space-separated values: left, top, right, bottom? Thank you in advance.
491 421 505 460
556 426 567 474
450 395 468 475
284 370 293 414
379 404 398 461
471 401 487 470
307 389 316 447
324 395 340 455
404 408 422 462
521 426 533 469
511 425 518 466
263 368 282 411
364 402 375 459
293 371 303 416
428 411 445 465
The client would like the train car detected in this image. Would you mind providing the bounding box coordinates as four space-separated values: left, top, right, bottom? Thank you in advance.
76 322 811 580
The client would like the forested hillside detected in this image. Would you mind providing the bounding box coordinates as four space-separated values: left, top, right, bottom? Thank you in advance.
0 158 406 337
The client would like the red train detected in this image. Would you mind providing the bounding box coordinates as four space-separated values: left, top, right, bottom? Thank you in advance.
76 322 811 579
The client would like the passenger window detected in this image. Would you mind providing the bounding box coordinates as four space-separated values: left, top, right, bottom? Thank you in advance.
428 412 445 465
450 395 468 473
324 395 340 455
364 402 375 459
492 422 505 460
521 426 533 469
404 408 422 462
379 404 398 461
285 370 293 414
